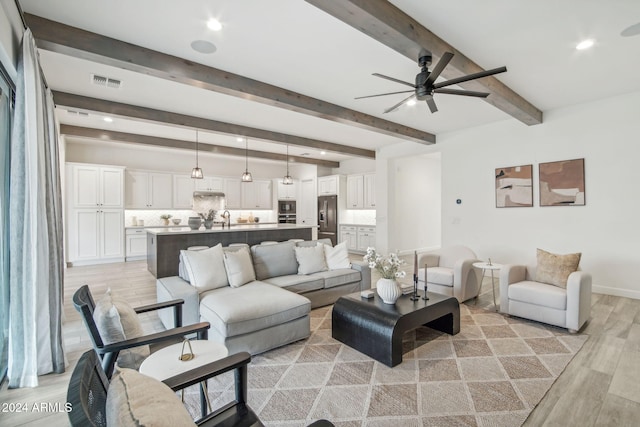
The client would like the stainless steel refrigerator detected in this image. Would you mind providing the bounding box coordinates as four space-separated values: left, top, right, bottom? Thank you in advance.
318 195 338 246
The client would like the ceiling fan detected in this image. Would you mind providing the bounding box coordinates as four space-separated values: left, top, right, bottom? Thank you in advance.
356 50 507 114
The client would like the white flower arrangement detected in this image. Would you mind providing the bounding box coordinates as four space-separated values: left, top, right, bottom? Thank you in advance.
363 247 406 280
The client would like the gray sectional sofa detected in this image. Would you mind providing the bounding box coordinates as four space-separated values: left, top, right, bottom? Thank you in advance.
156 239 371 355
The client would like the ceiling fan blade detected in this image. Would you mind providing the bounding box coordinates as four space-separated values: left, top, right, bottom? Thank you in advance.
425 52 454 86
426 97 438 113
433 66 507 89
372 73 416 88
384 94 416 113
434 88 490 98
355 90 415 100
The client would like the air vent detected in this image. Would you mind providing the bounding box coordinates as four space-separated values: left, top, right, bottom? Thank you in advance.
66 109 89 117
91 74 122 89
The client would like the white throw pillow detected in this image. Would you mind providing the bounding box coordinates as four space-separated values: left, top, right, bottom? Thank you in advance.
180 243 228 291
92 289 149 369
223 247 256 288
295 244 328 274
107 368 196 426
324 241 351 270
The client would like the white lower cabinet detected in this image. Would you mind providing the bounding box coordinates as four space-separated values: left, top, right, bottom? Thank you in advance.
69 209 124 264
125 228 147 260
340 224 376 252
339 225 358 251
357 226 376 252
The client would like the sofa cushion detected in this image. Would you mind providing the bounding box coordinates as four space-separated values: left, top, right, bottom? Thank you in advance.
324 241 351 270
93 290 149 369
423 267 454 287
508 280 567 310
107 368 195 426
199 281 310 338
309 268 361 289
180 243 228 292
294 244 327 274
535 248 581 288
263 274 324 293
295 238 332 248
223 247 256 288
251 241 298 280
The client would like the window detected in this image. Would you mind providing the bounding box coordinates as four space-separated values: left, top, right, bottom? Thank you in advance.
0 62 14 386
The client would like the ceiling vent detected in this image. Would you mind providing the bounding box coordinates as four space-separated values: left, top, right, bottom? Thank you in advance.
91 74 122 89
66 109 89 117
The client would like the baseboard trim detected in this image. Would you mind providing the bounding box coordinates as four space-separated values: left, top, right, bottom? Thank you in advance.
593 285 640 300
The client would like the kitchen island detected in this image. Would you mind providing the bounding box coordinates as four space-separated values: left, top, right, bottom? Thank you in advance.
146 224 316 278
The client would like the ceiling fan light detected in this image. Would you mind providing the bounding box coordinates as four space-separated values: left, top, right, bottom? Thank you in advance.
407 99 417 106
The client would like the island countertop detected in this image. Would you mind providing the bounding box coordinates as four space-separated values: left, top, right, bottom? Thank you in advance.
145 223 316 236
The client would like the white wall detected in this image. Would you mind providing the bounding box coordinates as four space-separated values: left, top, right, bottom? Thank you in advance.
438 91 640 298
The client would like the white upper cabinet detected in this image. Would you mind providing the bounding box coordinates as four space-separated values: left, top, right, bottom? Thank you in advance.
71 164 124 208
346 174 364 209
125 170 172 209
277 179 297 200
194 177 224 192
173 174 195 209
364 173 376 209
241 180 272 209
318 175 339 196
224 178 242 209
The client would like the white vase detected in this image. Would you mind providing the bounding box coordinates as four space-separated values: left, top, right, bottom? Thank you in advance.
376 278 401 304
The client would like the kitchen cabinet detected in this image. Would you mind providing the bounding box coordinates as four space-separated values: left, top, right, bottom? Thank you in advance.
125 170 173 209
277 179 297 200
339 225 358 251
318 175 339 196
346 175 364 209
346 173 376 209
70 163 123 208
241 180 272 209
173 174 195 209
70 209 124 263
224 178 242 209
357 226 376 252
195 176 224 192
364 173 376 208
125 228 147 260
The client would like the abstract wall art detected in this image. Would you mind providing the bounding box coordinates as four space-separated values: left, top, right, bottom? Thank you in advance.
495 164 533 207
539 158 585 206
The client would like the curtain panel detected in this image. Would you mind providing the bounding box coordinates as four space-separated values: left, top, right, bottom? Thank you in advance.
8 29 64 388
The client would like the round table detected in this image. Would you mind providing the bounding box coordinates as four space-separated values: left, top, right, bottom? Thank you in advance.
140 340 228 417
473 262 502 311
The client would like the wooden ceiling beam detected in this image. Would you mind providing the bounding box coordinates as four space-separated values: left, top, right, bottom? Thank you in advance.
52 91 374 159
25 13 436 145
306 0 543 125
60 125 341 168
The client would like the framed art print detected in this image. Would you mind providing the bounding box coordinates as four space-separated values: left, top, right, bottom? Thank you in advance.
539 158 585 206
495 164 533 207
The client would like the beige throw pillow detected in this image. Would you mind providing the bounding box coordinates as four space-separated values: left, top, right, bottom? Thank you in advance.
223 247 256 287
92 289 150 369
107 368 196 426
323 241 351 270
180 243 228 291
535 248 582 288
295 244 328 274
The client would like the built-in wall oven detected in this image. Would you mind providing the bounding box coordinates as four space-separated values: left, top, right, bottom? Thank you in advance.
278 201 297 224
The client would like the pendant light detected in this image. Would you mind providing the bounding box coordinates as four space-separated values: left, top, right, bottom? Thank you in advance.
241 137 253 182
191 129 204 179
282 145 293 185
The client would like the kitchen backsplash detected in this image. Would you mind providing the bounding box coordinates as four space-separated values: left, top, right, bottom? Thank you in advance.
125 209 277 227
341 209 376 225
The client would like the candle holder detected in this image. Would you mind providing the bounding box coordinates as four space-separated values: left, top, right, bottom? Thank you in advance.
410 273 419 301
422 263 429 300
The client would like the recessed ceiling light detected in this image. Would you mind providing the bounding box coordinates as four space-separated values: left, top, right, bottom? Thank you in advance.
207 18 222 31
407 99 417 106
621 22 640 37
236 137 244 142
320 151 326 155
576 39 595 50
103 117 113 123
190 40 216 54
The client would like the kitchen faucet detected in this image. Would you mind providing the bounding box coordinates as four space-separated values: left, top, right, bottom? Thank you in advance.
223 210 231 228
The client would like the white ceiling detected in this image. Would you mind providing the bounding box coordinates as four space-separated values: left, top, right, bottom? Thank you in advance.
19 0 640 163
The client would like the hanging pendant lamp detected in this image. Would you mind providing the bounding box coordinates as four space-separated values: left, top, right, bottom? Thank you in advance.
191 129 204 179
283 145 293 185
241 137 253 182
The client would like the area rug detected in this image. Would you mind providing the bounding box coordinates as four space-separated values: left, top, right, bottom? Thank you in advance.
183 304 588 426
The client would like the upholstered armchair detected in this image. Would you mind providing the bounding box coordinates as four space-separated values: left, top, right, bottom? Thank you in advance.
499 249 592 333
417 245 483 303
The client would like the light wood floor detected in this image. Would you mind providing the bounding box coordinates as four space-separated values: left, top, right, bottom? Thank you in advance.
1 259 639 426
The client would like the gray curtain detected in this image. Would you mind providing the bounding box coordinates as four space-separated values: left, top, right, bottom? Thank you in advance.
8 29 65 388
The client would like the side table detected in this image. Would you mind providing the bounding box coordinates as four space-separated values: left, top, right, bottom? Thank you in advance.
139 340 228 418
473 262 502 311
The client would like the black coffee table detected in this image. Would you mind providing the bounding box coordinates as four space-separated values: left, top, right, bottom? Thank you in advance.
332 291 460 367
